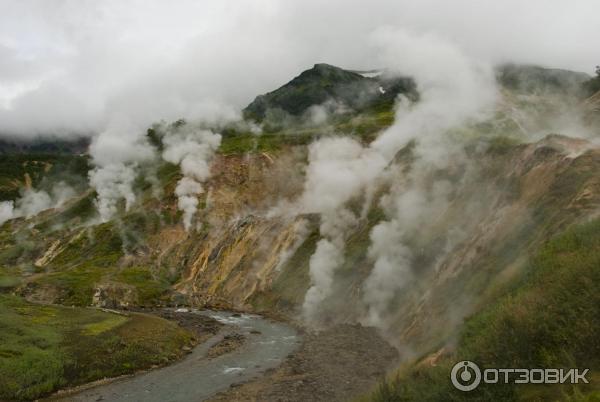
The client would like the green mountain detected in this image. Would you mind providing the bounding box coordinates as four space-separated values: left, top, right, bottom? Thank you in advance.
496 63 590 95
243 63 417 120
0 137 90 155
0 63 599 401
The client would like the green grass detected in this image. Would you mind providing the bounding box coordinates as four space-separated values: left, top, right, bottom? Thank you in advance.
40 265 107 306
0 154 89 201
34 192 97 232
218 131 313 154
366 218 600 402
484 135 523 155
217 104 397 155
581 68 600 97
0 295 193 401
116 267 171 305
0 273 22 291
36 261 171 307
11 213 173 306
334 108 396 142
48 222 123 269
81 314 128 335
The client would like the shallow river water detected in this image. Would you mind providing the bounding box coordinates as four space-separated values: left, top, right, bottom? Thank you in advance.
51 310 300 402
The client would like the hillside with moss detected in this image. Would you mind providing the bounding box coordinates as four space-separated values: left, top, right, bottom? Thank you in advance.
0 295 195 401
0 63 598 401
243 63 417 123
366 218 600 401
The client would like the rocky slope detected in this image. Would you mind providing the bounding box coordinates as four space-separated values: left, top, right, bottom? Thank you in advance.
0 63 599 401
6 118 598 352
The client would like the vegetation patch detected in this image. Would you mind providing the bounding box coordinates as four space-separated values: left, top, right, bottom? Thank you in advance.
0 295 193 401
0 154 89 202
116 267 171 305
81 314 128 336
581 66 600 97
0 273 22 292
366 218 600 401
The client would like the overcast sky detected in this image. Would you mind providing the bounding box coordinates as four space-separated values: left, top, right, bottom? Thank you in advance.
1 0 598 139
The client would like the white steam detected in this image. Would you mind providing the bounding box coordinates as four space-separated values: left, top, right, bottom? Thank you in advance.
88 119 222 229
370 29 496 160
360 29 497 328
89 163 138 222
302 208 357 323
0 182 76 226
88 119 155 222
363 218 413 327
362 179 456 328
300 137 386 213
161 126 222 231
0 202 14 225
297 137 385 323
295 28 497 325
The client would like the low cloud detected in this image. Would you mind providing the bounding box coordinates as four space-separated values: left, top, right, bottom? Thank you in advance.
0 0 598 140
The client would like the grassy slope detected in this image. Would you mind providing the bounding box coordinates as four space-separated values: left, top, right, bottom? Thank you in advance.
33 218 172 306
0 205 173 306
0 154 89 201
220 100 396 155
367 218 600 402
0 295 194 401
0 105 396 309
1 69 594 400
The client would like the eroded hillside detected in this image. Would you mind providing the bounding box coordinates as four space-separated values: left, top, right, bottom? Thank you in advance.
0 63 599 401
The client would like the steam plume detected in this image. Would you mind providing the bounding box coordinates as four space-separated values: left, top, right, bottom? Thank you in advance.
296 28 497 325
361 28 497 328
297 137 385 322
0 182 76 226
161 125 222 231
88 119 155 222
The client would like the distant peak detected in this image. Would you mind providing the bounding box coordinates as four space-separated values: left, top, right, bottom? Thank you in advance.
302 63 350 78
312 63 340 70
243 63 416 121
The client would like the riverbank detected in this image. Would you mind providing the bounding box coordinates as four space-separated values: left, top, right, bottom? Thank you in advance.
0 295 195 401
46 310 300 402
209 323 399 402
35 307 398 402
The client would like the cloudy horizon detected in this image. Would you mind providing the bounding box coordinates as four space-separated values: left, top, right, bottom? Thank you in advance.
1 0 599 139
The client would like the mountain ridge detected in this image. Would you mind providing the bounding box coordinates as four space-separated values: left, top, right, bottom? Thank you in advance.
243 63 417 121
0 62 599 401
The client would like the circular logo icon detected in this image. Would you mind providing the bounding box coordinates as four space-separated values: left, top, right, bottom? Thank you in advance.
451 360 481 391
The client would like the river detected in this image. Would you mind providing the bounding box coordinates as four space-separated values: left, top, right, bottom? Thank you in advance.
50 310 300 402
